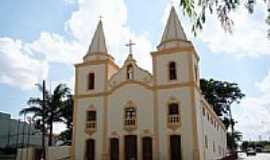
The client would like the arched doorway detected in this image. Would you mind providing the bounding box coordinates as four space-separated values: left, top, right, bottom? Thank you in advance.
170 135 182 160
125 135 137 160
142 137 153 160
85 139 95 160
110 138 119 160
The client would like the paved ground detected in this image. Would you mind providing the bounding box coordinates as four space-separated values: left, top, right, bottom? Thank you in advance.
238 153 270 160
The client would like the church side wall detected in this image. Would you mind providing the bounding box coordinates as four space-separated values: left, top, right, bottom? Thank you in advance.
198 96 227 160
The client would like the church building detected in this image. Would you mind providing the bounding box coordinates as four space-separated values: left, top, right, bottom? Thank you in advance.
72 6 227 160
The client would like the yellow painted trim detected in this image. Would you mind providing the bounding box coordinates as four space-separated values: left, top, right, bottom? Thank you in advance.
152 54 160 160
73 81 197 99
71 67 79 160
75 58 119 70
102 63 109 159
111 80 152 92
157 38 192 48
151 46 200 61
188 53 201 160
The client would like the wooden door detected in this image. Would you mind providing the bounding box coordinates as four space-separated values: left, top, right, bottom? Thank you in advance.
170 135 181 160
125 135 137 160
142 137 153 160
86 139 95 160
110 138 119 160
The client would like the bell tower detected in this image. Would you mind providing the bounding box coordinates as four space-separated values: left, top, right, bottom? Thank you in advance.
72 20 119 160
151 6 202 160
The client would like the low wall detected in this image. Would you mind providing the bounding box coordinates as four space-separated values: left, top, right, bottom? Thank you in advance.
16 146 71 160
46 146 71 160
16 148 36 160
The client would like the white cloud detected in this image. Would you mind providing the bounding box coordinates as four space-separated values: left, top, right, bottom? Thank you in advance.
0 0 154 90
0 37 48 90
63 0 153 67
29 32 84 64
197 3 270 56
29 0 153 66
235 70 270 140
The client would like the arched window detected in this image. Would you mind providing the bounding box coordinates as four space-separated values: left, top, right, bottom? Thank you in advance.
127 64 134 80
168 103 180 125
86 110 96 130
124 107 136 126
169 62 177 80
88 73 95 90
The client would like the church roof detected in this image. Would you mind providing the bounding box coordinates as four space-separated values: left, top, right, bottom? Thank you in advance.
158 6 187 49
86 20 108 56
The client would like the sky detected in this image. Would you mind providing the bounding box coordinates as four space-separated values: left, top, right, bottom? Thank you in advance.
0 0 269 140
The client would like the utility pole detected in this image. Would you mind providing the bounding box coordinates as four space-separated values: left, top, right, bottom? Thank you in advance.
42 80 46 160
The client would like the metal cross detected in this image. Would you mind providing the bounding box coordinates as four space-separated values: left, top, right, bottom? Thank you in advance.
99 15 103 21
125 39 136 55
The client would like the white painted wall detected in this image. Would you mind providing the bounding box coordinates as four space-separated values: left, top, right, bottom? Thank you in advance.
46 146 71 160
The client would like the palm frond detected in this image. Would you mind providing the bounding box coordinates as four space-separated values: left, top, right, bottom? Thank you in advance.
19 106 42 116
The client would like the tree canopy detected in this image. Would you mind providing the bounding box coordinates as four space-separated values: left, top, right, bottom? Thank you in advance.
20 83 71 146
179 0 270 37
200 78 245 117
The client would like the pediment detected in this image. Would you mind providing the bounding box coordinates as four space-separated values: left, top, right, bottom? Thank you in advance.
109 58 153 89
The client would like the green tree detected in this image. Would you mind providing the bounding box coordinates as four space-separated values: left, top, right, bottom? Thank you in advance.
200 78 245 151
179 0 270 38
20 83 70 146
59 94 73 145
200 78 245 118
19 83 49 149
227 131 243 150
241 141 249 151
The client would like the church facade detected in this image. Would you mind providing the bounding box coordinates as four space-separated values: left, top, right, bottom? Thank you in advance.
72 6 227 160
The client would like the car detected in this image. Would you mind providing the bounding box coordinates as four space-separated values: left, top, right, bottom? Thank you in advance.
246 148 256 156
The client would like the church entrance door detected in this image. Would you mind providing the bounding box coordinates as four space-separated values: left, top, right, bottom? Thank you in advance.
142 137 153 160
125 135 137 160
86 139 95 160
170 135 182 160
110 138 119 160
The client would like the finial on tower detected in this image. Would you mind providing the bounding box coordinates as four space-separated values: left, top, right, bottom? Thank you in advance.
125 39 136 55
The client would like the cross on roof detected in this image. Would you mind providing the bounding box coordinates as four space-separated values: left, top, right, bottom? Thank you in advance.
125 39 136 55
99 15 103 20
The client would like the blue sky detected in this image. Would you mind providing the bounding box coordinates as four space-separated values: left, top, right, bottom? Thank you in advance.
0 0 270 140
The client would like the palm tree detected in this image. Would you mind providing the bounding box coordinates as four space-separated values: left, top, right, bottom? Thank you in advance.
20 83 49 149
20 83 70 146
47 84 70 145
59 94 73 145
